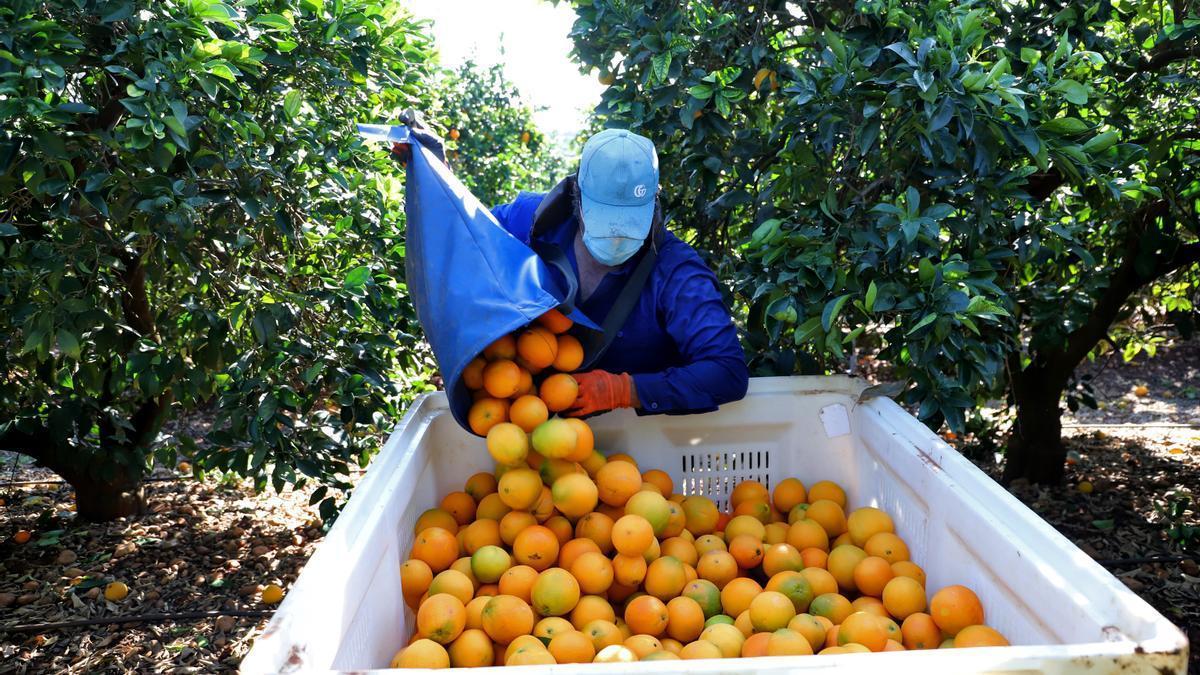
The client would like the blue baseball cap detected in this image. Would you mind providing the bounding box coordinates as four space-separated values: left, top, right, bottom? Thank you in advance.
578 129 659 244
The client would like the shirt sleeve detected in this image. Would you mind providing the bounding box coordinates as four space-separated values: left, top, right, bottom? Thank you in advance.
490 192 544 243
630 257 750 414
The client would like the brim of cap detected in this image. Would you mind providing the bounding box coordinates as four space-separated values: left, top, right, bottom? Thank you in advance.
579 193 654 242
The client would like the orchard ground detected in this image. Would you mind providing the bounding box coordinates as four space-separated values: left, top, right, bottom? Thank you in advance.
0 342 1196 673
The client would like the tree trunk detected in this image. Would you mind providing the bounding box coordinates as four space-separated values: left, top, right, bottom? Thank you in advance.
1002 387 1066 485
70 468 146 522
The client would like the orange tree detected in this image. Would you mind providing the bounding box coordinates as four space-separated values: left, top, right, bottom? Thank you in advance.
560 0 1199 483
437 60 569 207
1 0 438 520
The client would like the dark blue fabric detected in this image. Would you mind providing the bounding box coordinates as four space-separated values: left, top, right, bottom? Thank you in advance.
492 192 749 415
371 125 597 432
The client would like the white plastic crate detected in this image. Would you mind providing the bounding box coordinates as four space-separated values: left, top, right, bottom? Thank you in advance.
242 376 1188 674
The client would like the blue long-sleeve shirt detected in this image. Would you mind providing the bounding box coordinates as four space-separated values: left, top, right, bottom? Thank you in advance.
491 192 749 415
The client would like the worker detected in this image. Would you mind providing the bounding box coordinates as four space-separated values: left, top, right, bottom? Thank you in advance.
490 129 748 417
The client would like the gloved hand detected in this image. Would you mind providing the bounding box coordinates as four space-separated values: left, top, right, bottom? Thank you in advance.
391 108 445 164
565 370 636 418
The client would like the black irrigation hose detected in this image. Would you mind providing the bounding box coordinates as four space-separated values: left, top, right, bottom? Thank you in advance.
1096 554 1198 567
0 476 187 489
1 609 274 633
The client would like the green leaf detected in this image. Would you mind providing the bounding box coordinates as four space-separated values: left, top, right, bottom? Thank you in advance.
1083 131 1119 153
1092 519 1114 530
651 52 672 83
344 266 371 287
918 258 935 284
1051 79 1088 105
283 90 302 119
193 0 238 26
821 294 851 332
252 13 293 31
864 281 878 313
906 313 938 335
56 329 81 359
688 84 714 100
1040 117 1089 135
300 0 324 14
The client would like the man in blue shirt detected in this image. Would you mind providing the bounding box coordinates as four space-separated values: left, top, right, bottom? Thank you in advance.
490 129 748 417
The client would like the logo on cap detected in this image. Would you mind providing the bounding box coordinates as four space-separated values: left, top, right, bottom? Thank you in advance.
633 184 647 198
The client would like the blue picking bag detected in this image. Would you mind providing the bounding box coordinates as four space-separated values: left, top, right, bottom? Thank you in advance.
357 124 598 434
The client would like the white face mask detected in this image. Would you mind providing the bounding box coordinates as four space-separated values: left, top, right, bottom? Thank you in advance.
582 232 643 266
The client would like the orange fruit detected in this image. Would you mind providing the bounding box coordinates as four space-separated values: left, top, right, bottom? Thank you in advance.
401 558 433 604
550 472 599 518
884 639 906 651
506 647 555 665
391 638 450 668
643 650 679 660
846 507 894 547
728 534 764 569
698 622 744 658
695 550 738 589
642 536 662 563
475 493 511 521
762 543 804 576
558 538 601 571
681 579 723 619
596 501 625 522
537 308 573 334
766 627 814 655
865 532 910 563
799 567 838 597
539 457 581 485
464 596 490 628
612 514 654 556
838 611 887 652
930 585 985 636
580 450 606 477
891 560 926 586
720 577 762 617
448 628 494 667
483 334 517 361
596 460 641 507
583 619 624 651
827 544 868 593
806 499 847 537
548 630 596 663
809 592 853 625
480 594 535 644
429 569 475 604
482 359 521 398
851 595 888 617
508 395 549 433
765 521 789 545
575 511 614 554
485 422 529 467
572 595 616 629
562 418 594 462
694 534 726 555
462 357 486 390
765 570 815 614
514 366 534 396
503 633 545 662
414 508 458 535
544 515 573 543
497 468 541 510
663 502 687 538
730 480 769 508
463 472 498 501
665 596 705 642
417 593 466 644
625 490 672 536
612 553 648 586
412 527 458 573
440 492 476 526
644 555 687 601
468 397 509 436
624 634 663 658
882 576 926 619
530 417 577 459
749 591 796 632
539 373 579 412
679 640 723 659
534 617 575 644
498 510 537 546
832 532 852 548
681 495 719 535
660 537 698 567
954 625 1009 648
517 327 558 369
571 551 614 595
741 631 771 656
625 594 670 636
733 499 772 524
800 547 828 569
470 545 512 584
642 469 674 496
725 514 766 542
807 480 846 507
553 334 584 372
852 556 895 597
593 644 636 663
512 525 560 571
531 567 581 616
787 613 827 651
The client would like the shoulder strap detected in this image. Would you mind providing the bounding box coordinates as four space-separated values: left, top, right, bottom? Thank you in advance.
578 239 658 369
529 176 581 312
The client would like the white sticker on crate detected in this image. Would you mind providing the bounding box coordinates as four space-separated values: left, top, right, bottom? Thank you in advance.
819 403 851 438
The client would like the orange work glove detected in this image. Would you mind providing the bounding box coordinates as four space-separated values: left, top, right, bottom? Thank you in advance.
565 370 635 418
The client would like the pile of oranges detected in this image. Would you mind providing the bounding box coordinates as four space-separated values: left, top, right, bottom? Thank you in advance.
462 308 583 439
390 308 1009 666
392 466 1010 666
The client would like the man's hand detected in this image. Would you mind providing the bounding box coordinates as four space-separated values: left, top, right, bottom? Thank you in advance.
396 108 445 163
565 370 638 418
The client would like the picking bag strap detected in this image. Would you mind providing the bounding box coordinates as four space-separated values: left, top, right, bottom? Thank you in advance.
530 176 582 314
577 240 658 369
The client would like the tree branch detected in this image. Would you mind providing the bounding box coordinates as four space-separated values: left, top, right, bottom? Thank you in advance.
1136 44 1200 72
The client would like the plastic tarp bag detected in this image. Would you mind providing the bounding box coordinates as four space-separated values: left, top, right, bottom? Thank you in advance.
357 124 597 434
